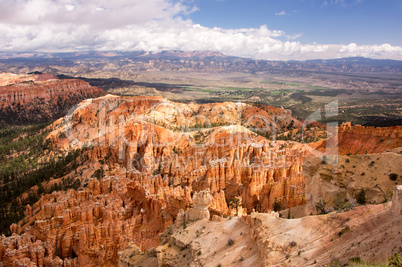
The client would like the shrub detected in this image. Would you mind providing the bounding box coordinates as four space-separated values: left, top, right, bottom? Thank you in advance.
315 200 327 214
273 199 281 212
349 256 362 263
228 238 234 246
229 198 242 216
388 253 402 267
357 189 366 205
332 194 344 210
338 225 350 237
389 173 398 181
92 168 104 180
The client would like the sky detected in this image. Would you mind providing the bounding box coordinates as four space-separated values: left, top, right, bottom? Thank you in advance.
0 0 401 60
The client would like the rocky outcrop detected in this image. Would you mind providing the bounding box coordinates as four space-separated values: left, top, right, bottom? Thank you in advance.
303 150 402 213
0 96 309 266
59 95 307 213
118 243 158 267
156 215 264 267
316 122 402 155
0 176 174 266
0 73 106 125
392 185 402 214
182 189 212 222
0 232 78 267
133 196 402 266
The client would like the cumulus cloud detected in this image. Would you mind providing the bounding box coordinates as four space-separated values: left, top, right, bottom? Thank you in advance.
0 0 193 28
94 23 329 60
338 43 402 58
275 11 286 16
0 0 400 60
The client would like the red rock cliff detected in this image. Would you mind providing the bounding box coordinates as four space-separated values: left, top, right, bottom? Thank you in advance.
315 122 402 155
0 73 106 125
0 96 309 266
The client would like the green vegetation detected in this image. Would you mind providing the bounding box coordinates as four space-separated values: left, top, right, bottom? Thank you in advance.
310 86 328 90
225 87 259 91
387 253 402 267
389 173 398 181
229 198 242 216
315 199 327 214
0 123 51 182
272 198 281 212
340 253 402 267
338 225 350 237
92 168 105 180
0 123 87 236
255 130 271 139
357 189 366 205
260 81 301 87
332 194 351 210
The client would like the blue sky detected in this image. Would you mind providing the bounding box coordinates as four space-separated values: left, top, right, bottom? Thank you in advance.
190 0 402 45
0 0 401 60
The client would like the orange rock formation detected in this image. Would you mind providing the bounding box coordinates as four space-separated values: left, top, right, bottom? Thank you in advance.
316 122 402 155
0 73 106 124
3 96 400 266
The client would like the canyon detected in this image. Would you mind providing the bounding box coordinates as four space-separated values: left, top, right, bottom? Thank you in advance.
0 94 401 266
0 73 106 125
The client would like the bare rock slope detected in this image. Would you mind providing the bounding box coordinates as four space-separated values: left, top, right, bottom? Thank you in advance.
303 149 402 213
124 186 402 266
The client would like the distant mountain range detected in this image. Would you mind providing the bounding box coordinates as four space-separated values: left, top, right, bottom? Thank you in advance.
1 50 402 74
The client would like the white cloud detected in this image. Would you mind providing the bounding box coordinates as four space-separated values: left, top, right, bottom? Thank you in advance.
322 0 363 6
338 43 402 58
0 0 193 28
286 33 303 40
0 0 400 60
93 23 329 60
275 11 286 16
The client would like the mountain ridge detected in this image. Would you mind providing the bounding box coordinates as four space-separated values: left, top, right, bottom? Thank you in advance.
1 51 402 74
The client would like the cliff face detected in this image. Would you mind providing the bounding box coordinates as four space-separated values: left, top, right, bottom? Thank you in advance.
125 187 402 267
0 96 309 266
0 73 106 125
0 177 171 266
4 95 400 266
316 122 402 155
60 95 307 213
303 149 402 214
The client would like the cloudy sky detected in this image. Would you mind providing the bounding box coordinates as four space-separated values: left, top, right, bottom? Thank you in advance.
0 0 401 60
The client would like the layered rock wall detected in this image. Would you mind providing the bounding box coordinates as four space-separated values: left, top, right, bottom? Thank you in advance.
316 122 402 155
0 73 106 124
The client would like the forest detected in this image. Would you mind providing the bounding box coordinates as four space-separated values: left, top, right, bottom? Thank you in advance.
0 123 86 236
